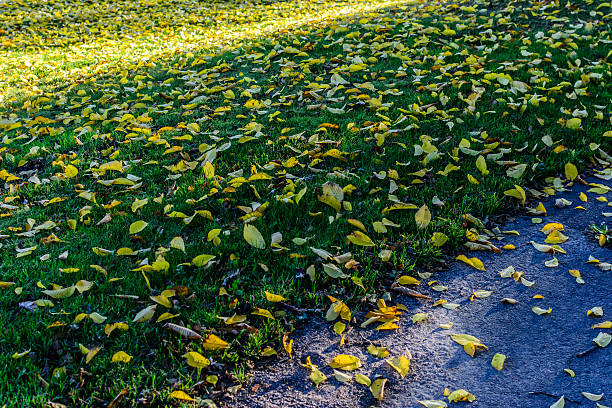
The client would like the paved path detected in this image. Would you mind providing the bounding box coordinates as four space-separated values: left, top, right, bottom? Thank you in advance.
234 177 611 408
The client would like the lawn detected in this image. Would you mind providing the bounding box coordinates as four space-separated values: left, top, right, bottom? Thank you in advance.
0 0 610 405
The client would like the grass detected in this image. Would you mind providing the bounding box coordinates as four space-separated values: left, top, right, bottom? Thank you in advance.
0 0 610 405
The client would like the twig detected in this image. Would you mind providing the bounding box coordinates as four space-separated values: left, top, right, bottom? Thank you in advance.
278 302 320 314
576 345 598 358
528 392 579 404
391 283 431 300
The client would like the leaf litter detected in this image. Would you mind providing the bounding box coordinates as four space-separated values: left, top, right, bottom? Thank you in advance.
0 0 611 405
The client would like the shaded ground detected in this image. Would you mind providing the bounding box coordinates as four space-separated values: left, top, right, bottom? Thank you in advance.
235 177 612 408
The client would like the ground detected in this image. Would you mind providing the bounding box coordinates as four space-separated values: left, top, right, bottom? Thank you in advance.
0 0 610 406
235 177 612 408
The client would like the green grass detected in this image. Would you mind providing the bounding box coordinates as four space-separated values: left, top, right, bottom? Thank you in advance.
0 0 610 405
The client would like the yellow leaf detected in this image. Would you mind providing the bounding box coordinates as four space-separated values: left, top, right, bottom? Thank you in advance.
504 185 526 205
491 353 506 370
111 351 132 363
183 351 210 370
243 224 266 249
64 165 78 178
309 365 327 387
463 341 476 357
532 306 552 315
450 334 487 350
261 347 277 356
157 312 179 323
203 161 215 179
467 174 479 185
376 321 399 330
252 307 274 319
386 355 410 378
412 313 428 323
265 291 286 302
564 163 578 181
370 378 387 401
592 321 612 329
150 295 172 308
355 374 371 386
283 333 293 357
448 389 476 403
192 254 215 267
398 276 420 286
170 390 195 402
456 254 485 271
545 230 568 244
12 349 30 359
333 321 346 335
133 305 156 322
88 312 107 323
129 220 148 234
541 223 564 235
132 198 148 212
367 344 389 358
476 155 489 176
347 218 366 232
301 356 326 387
170 236 185 252
74 280 93 293
329 354 362 371
105 322 129 336
346 230 375 247
566 117 581 130
43 285 75 299
318 181 344 212
415 204 431 230
431 232 448 247
85 346 101 364
545 257 559 268
202 334 229 350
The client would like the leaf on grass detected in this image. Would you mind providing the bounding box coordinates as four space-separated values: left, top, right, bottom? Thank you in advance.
243 224 266 249
133 305 156 322
565 163 578 181
265 291 286 302
415 204 431 230
170 390 195 402
129 220 148 234
111 351 132 363
165 323 202 339
431 232 448 247
192 254 215 267
504 185 526 205
183 351 210 370
346 230 375 246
